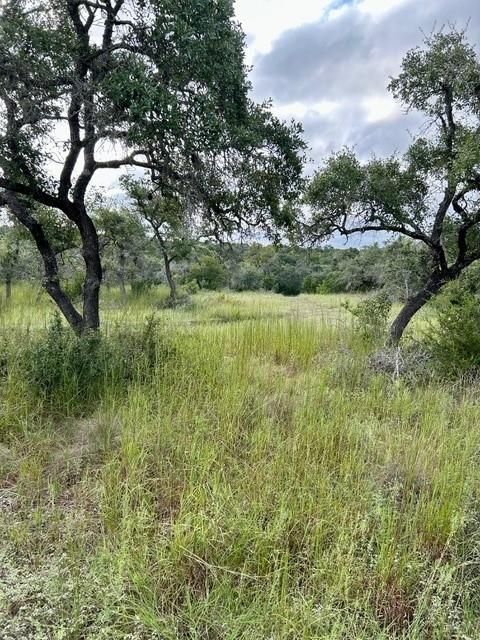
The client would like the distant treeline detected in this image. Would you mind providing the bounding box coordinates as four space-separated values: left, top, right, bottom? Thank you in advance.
0 221 433 301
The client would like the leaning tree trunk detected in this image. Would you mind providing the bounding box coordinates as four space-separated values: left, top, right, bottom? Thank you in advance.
3 192 85 334
163 252 177 301
387 274 448 345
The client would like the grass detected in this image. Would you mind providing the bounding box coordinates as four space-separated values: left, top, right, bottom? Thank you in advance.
1 286 479 638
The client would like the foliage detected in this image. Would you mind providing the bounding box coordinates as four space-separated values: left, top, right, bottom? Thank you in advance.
0 0 305 331
188 254 227 290
0 228 445 303
0 228 20 297
230 264 264 292
302 273 322 294
262 247 306 295
19 314 173 414
273 265 303 296
1 291 480 638
379 239 431 301
343 291 393 342
22 314 107 413
62 271 85 304
121 176 196 300
305 29 480 343
424 282 480 376
94 205 149 293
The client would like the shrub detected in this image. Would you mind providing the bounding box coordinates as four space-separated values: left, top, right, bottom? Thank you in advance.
231 265 263 292
273 267 303 296
23 314 105 411
189 255 227 290
20 314 175 415
183 280 200 295
424 283 480 377
302 274 322 294
343 291 392 342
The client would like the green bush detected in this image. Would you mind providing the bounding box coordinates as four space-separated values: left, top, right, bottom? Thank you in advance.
183 279 200 295
231 265 263 292
189 255 227 290
274 267 303 296
20 314 175 415
424 283 480 377
302 274 322 294
343 291 392 342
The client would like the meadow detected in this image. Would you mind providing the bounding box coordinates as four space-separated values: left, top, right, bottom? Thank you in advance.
1 286 479 639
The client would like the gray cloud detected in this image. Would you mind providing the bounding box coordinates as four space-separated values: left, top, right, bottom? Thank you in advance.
295 102 423 167
252 0 480 161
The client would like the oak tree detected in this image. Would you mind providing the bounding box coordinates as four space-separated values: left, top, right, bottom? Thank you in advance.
305 30 480 343
0 0 305 332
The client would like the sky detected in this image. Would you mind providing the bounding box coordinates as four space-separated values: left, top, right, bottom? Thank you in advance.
234 0 480 165
43 0 479 249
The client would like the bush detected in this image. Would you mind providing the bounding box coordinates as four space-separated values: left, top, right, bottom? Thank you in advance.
189 255 227 290
183 280 200 295
273 267 303 296
343 291 392 342
424 284 480 377
20 314 174 415
302 274 322 294
231 265 263 292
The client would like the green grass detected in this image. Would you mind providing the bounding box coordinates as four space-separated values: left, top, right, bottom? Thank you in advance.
1 286 479 639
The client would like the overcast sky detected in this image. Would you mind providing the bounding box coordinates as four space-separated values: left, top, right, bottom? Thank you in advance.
235 0 480 165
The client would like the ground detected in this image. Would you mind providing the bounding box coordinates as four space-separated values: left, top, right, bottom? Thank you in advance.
0 287 479 639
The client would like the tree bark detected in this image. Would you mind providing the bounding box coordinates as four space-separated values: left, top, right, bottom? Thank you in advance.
78 211 102 330
387 274 448 345
2 193 85 333
118 250 127 302
152 228 177 301
5 275 11 301
163 252 177 301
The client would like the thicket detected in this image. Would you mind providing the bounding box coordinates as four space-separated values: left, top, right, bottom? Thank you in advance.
0 223 432 302
0 314 175 424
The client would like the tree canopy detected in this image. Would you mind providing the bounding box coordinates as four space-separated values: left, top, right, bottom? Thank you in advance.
0 0 305 332
305 29 480 343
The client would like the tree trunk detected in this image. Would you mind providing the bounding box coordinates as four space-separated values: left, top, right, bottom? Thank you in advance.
163 252 177 301
3 192 85 334
5 275 11 301
387 274 447 345
118 250 127 302
79 212 102 330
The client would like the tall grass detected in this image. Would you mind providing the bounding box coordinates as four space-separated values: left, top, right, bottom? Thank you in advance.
0 287 479 638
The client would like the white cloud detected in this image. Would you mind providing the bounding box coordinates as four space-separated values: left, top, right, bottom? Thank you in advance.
358 0 411 19
235 0 412 59
273 99 340 120
362 95 401 123
249 0 480 161
235 0 332 57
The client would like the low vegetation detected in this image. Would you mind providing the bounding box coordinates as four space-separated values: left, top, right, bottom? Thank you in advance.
1 3 480 638
1 287 480 639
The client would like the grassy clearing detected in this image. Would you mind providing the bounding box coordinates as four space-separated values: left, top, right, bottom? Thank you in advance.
0 284 362 330
1 287 479 638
